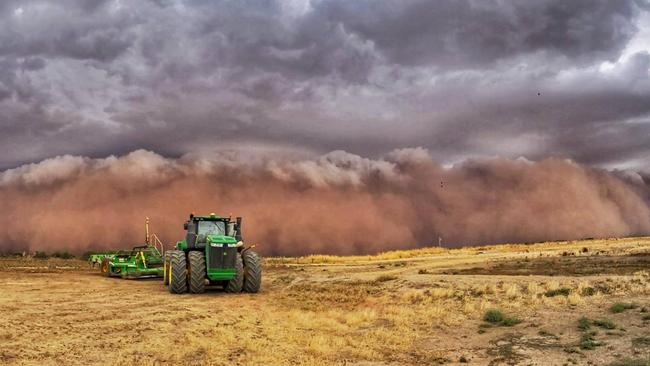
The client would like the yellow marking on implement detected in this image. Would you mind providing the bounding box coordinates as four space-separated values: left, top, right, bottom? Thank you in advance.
140 251 147 268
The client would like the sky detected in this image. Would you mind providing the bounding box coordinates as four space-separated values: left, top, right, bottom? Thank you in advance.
1 0 650 253
0 0 649 170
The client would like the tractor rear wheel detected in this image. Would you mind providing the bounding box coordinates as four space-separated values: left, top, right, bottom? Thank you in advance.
242 250 262 293
224 254 244 293
188 251 206 294
100 258 111 277
163 251 170 286
168 250 187 294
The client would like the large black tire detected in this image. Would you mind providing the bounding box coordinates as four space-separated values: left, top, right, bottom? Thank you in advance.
163 251 170 286
188 251 206 294
168 250 187 294
100 258 111 277
242 250 262 293
224 254 244 293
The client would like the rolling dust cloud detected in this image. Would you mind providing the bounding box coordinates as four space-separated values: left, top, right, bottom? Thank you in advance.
1 148 649 256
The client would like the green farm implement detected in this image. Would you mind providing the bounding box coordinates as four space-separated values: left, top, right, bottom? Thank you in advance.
90 218 166 279
164 213 262 294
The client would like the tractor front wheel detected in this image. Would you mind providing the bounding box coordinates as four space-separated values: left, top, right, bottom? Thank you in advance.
168 250 188 294
188 251 206 294
242 250 262 293
225 254 244 293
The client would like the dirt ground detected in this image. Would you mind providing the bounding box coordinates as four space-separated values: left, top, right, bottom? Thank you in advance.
0 237 649 366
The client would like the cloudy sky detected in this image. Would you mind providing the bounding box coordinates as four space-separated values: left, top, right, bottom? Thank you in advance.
1 0 649 170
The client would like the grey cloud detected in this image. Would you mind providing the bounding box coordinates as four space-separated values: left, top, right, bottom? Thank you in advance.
0 1 138 62
0 0 648 172
313 0 640 67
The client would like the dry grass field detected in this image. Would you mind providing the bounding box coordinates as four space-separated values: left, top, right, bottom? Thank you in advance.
1 237 649 365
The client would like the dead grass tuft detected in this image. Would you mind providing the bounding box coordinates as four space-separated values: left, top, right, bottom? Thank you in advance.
593 318 616 329
580 330 602 350
375 275 398 282
544 287 571 297
606 358 650 366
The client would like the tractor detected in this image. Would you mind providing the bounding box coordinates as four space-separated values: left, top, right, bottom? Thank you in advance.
164 213 262 294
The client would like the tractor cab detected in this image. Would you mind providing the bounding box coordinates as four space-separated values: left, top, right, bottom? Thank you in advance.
179 213 242 250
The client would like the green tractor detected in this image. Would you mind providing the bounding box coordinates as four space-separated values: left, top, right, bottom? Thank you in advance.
164 213 262 294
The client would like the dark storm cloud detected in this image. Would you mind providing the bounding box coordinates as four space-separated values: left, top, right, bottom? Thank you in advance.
0 0 648 170
313 0 639 67
0 1 136 62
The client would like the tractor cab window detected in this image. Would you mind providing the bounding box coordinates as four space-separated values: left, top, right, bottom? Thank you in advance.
197 220 225 236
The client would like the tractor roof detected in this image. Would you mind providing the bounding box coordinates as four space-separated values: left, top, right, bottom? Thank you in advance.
191 213 227 221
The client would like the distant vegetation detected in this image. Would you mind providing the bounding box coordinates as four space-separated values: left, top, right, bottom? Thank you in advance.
2 250 76 259
51 251 75 259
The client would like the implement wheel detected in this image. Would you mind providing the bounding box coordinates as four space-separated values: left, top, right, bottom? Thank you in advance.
168 250 187 294
188 251 206 294
100 258 111 277
225 254 244 293
242 250 262 293
163 252 170 286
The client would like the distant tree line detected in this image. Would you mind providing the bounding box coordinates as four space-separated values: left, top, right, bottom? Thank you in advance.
0 250 96 259
34 251 75 259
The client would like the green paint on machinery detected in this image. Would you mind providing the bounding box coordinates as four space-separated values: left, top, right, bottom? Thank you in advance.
89 218 166 279
164 212 262 294
88 252 117 266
